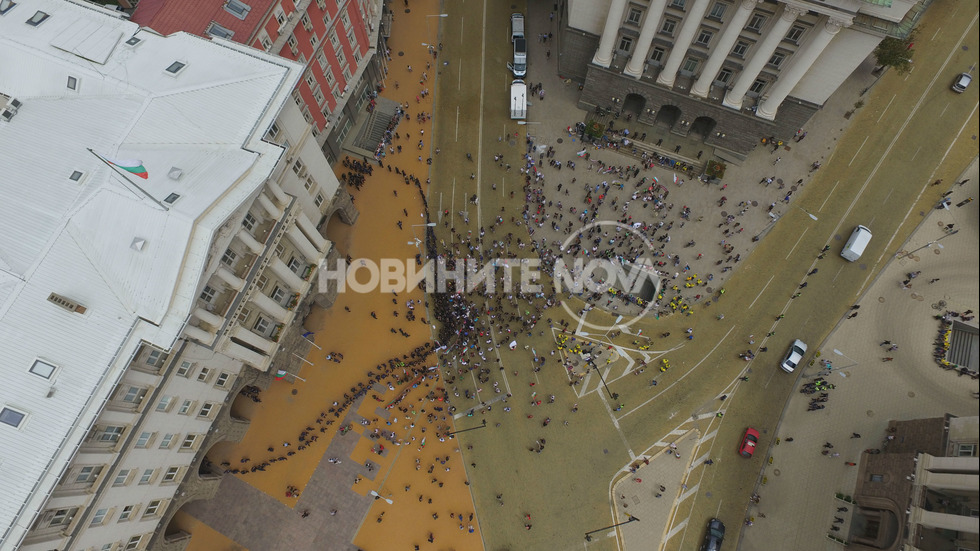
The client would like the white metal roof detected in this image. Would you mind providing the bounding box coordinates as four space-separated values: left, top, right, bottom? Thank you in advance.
0 0 302 547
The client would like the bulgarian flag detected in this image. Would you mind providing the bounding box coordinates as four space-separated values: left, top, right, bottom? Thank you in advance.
103 156 149 179
274 369 288 380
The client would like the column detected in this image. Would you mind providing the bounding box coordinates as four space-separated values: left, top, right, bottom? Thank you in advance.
624 0 668 78
592 0 630 68
691 0 759 97
194 307 224 327
295 212 329 252
229 326 276 354
216 266 246 290
265 180 290 206
756 17 845 120
237 228 265 255
257 192 281 218
269 257 306 290
723 4 802 110
656 0 712 87
287 224 320 261
221 338 269 367
250 292 290 322
183 324 215 344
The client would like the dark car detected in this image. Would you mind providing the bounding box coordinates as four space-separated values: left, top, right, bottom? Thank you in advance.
701 517 725 551
739 427 760 458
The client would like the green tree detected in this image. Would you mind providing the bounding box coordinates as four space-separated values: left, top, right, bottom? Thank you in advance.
873 27 920 74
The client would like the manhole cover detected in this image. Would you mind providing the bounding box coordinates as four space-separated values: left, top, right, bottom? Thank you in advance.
292 389 298 395
509 139 516 147
603 449 609 454
878 296 886 303
908 391 915 398
398 51 404 56
721 211 728 217
934 248 942 255
776 178 783 184
557 138 563 144
866 410 874 417
751 200 758 206
773 469 781 476
790 186 798 192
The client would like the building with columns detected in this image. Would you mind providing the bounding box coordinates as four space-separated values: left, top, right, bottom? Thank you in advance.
850 415 978 551
0 1 354 550
558 0 931 159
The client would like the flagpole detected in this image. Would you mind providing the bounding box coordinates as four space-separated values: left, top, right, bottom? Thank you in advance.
88 148 168 211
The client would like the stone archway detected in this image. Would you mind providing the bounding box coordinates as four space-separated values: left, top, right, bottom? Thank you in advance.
689 116 718 140
655 105 681 129
622 93 646 118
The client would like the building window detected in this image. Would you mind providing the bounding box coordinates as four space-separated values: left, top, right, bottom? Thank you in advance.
29 359 57 379
708 2 727 20
768 51 786 67
176 361 193 377
26 10 50 26
304 175 316 192
785 25 805 43
134 431 154 448
221 248 237 266
99 425 125 442
352 50 362 64
695 29 713 46
346 29 356 49
146 349 166 367
242 212 257 231
144 500 163 517
271 286 288 304
199 285 217 304
0 1 18 16
118 505 136 522
47 507 78 528
313 86 325 106
196 367 212 383
314 193 325 207
224 0 251 19
732 40 749 57
254 316 271 334
199 402 216 418
138 468 155 485
125 535 143 551
75 465 103 484
215 372 231 387
113 469 131 486
286 34 298 51
650 47 666 63
749 78 768 94
717 67 733 83
165 61 187 75
337 50 348 70
163 466 181 482
159 433 176 449
682 57 699 72
156 395 173 412
274 7 286 27
180 434 200 450
660 19 676 35
617 35 633 53
746 13 765 31
340 12 351 29
206 21 235 40
121 385 147 405
958 443 977 457
329 31 340 49
626 7 642 25
260 35 273 51
178 400 193 415
90 508 109 526
67 75 79 90
324 67 336 86
342 66 352 81
870 474 884 482
670 0 685 8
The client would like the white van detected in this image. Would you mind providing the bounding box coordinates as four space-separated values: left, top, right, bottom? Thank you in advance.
510 36 527 77
511 13 524 42
840 225 872 262
510 79 527 119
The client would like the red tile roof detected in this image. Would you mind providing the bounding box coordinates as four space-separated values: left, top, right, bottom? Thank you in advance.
132 0 277 43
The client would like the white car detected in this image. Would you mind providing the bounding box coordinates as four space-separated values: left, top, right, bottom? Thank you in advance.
780 339 807 373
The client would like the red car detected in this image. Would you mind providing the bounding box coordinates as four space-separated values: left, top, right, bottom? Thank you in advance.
739 427 760 458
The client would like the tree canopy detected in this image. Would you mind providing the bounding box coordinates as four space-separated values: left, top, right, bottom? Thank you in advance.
874 28 921 74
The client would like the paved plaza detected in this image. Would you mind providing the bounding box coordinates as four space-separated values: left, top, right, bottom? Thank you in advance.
173 1 978 550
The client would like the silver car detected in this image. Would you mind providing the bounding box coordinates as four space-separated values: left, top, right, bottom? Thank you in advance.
952 73 972 93
780 339 807 373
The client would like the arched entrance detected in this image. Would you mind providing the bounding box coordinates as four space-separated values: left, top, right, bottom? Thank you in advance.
622 93 646 118
655 105 681 128
689 116 717 139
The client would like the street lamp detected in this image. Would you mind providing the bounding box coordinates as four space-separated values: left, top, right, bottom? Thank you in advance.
446 419 487 437
898 230 957 259
585 515 639 541
517 121 540 125
831 349 859 370
425 13 448 41
592 364 618 400
796 205 818 221
369 490 393 504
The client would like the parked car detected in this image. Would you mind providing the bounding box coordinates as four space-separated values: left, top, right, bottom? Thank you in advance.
701 517 726 551
739 427 760 458
780 339 808 373
951 72 972 93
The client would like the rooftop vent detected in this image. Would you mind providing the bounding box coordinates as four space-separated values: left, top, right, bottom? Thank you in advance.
0 0 18 16
165 61 187 76
163 193 181 204
124 35 143 47
69 170 85 183
26 9 48 26
47 292 87 314
131 238 147 251
0 108 15 122
167 167 183 180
